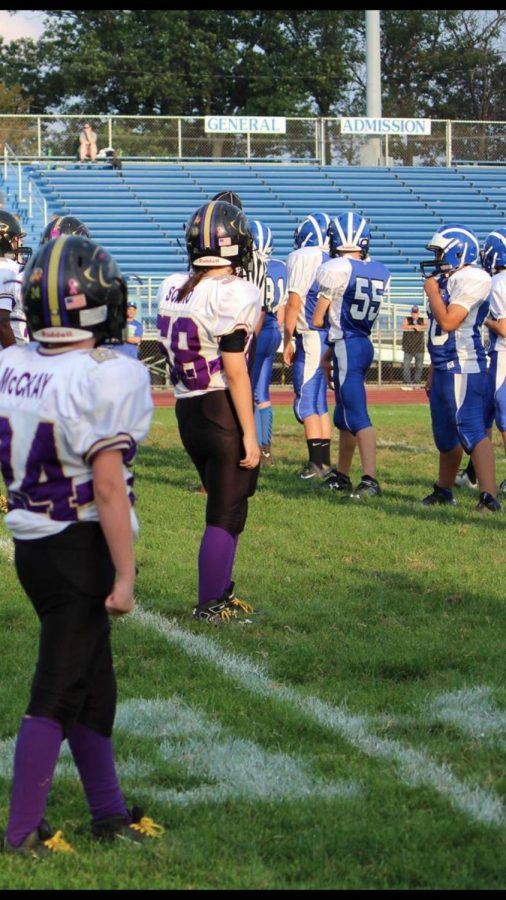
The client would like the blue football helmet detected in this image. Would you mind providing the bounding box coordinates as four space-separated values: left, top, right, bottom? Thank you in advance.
248 220 272 290
250 220 273 261
328 211 370 259
420 223 480 277
293 212 331 250
481 228 506 275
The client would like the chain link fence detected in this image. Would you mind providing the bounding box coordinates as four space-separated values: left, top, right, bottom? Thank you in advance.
136 297 431 391
2 114 506 166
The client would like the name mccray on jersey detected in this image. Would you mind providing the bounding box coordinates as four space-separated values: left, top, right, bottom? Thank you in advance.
0 257 29 344
0 343 153 540
156 271 262 399
427 266 491 373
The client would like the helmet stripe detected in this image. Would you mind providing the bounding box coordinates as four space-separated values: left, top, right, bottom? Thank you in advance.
202 201 216 250
45 236 67 327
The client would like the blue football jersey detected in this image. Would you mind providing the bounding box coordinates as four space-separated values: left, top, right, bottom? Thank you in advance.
426 267 491 373
264 257 288 317
315 256 391 340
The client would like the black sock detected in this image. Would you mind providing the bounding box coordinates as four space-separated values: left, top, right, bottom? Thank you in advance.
320 439 331 467
307 439 322 466
466 458 477 484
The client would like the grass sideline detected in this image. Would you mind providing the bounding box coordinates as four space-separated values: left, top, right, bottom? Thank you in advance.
0 404 505 890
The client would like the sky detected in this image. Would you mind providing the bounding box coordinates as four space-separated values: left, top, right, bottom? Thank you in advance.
0 8 46 42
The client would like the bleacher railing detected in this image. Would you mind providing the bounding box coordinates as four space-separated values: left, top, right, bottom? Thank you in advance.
133 277 429 389
1 115 506 167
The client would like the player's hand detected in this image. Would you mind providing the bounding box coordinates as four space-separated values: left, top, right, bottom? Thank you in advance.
105 576 135 618
283 342 294 366
240 435 261 469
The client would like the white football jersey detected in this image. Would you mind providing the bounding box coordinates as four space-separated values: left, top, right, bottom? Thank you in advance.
488 269 506 354
285 245 330 332
0 257 29 344
156 271 262 399
0 343 153 539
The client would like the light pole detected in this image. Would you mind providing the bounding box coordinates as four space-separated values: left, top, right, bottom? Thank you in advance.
361 10 383 166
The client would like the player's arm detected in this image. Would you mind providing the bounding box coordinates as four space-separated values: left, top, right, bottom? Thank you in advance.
312 293 330 328
485 317 506 338
0 309 16 348
424 276 468 332
92 449 136 617
283 291 301 364
221 329 260 469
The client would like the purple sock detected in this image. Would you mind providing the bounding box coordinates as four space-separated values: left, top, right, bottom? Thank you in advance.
6 715 63 847
198 525 236 606
223 535 239 593
67 721 128 823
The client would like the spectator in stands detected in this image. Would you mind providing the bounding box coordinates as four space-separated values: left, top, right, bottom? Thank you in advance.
115 301 144 360
283 212 333 481
79 123 98 162
401 304 427 390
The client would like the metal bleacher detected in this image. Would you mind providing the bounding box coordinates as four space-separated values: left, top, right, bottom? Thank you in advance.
5 159 506 332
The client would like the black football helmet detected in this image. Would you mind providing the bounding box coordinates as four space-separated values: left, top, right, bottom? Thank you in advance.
185 200 253 274
211 190 243 210
40 215 90 244
0 210 32 263
22 235 127 344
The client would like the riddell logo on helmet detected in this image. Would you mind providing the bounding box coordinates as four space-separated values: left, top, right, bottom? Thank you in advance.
39 328 75 338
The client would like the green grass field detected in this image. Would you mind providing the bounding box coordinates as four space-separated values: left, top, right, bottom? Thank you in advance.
0 403 505 890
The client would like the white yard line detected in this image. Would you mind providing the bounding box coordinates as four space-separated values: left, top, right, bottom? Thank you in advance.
133 606 505 828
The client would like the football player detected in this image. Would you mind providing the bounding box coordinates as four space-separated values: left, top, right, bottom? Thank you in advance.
0 236 161 856
0 209 32 350
40 214 90 243
250 220 288 466
482 228 506 495
313 211 390 498
283 212 333 480
157 200 263 624
420 223 500 511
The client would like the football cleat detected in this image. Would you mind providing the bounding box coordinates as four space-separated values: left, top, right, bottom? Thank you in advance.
299 462 332 481
92 806 164 843
475 492 502 513
3 820 75 859
498 478 506 494
260 445 274 467
421 484 456 506
320 469 352 492
454 469 477 489
351 476 381 498
192 583 254 625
